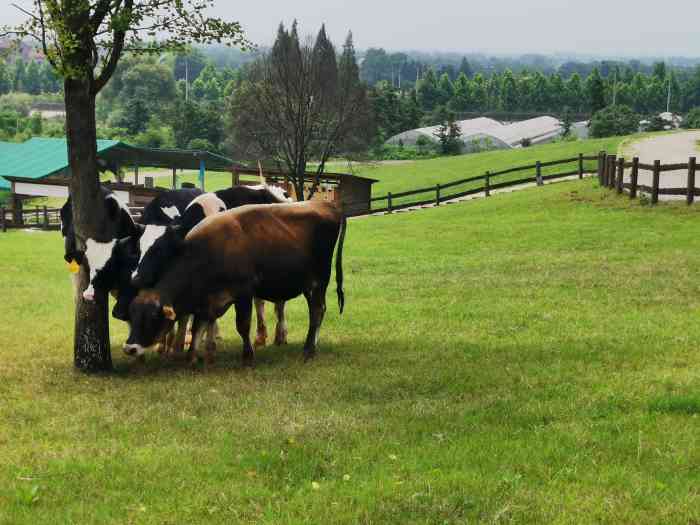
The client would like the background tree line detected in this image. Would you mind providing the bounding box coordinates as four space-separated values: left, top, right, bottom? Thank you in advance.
4 40 700 158
370 62 700 141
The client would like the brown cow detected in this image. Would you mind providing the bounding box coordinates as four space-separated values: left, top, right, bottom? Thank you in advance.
123 201 346 365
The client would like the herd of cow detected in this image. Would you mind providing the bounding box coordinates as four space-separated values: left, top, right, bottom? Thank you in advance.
59 183 347 365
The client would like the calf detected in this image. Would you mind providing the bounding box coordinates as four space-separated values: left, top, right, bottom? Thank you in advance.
124 201 346 365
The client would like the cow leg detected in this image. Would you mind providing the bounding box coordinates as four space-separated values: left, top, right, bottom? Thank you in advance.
172 316 190 354
235 297 255 366
188 318 208 366
274 301 288 346
254 298 267 349
204 321 218 365
303 287 327 361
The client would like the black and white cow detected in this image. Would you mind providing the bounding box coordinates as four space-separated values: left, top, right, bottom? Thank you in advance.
140 187 203 225
60 186 137 265
66 188 202 307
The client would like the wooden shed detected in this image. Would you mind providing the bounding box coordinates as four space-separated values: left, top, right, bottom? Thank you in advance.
233 167 378 216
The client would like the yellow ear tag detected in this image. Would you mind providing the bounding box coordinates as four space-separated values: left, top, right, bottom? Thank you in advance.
67 260 80 274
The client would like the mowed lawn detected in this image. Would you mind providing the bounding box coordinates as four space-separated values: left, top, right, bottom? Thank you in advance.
3 179 700 523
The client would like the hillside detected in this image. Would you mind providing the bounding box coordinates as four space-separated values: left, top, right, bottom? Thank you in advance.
346 135 628 196
3 179 700 523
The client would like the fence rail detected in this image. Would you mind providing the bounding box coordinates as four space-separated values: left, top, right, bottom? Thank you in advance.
598 152 700 206
361 153 599 215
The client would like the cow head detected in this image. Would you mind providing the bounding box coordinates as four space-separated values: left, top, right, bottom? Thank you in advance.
123 291 177 356
81 221 142 302
130 224 185 289
60 198 82 264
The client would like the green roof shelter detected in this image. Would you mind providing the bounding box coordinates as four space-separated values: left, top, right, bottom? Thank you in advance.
1 137 241 197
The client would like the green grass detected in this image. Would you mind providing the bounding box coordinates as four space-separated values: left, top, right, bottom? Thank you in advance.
4 176 700 523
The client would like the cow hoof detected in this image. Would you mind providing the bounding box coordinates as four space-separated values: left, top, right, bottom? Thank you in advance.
254 335 267 349
242 354 255 368
274 333 288 346
303 349 316 362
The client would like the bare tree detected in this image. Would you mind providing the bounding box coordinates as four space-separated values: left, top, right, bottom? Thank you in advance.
227 23 374 200
3 1 249 372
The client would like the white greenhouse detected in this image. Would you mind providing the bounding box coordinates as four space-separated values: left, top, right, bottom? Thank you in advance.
386 116 563 153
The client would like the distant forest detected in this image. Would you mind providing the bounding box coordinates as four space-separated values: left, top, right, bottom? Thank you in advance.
2 41 700 154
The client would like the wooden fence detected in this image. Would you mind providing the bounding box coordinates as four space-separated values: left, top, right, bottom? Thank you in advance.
1 206 144 232
367 153 599 214
598 152 699 205
0 153 619 230
1 206 62 232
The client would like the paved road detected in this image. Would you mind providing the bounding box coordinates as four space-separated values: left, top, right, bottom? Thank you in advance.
624 131 700 199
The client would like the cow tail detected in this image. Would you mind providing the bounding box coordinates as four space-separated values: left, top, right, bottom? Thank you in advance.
336 213 347 314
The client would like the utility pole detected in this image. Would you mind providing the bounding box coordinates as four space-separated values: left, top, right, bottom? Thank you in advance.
612 70 617 106
667 75 672 113
185 58 189 102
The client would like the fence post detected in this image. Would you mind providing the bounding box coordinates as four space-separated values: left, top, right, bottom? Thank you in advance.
630 157 639 199
1 207 5 232
597 151 606 185
616 158 625 194
35 206 40 226
387 192 393 214
578 153 584 179
652 160 661 205
485 172 491 196
43 206 49 229
435 184 441 206
608 155 617 188
603 154 610 186
687 157 696 205
536 161 543 186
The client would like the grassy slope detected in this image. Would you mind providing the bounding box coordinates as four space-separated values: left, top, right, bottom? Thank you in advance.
3 179 700 523
341 136 627 197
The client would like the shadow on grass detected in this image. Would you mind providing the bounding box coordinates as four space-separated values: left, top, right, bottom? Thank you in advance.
648 395 700 415
108 338 351 379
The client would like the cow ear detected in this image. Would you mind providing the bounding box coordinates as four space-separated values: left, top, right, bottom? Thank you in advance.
162 305 177 321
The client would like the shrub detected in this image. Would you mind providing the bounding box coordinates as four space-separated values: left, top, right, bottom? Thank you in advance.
643 115 667 132
590 105 639 138
683 108 700 129
187 138 216 152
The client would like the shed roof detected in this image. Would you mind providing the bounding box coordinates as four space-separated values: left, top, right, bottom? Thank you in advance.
0 137 239 190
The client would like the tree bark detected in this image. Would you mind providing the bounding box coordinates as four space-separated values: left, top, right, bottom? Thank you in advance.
65 77 113 372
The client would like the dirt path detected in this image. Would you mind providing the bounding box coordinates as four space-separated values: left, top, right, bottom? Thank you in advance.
623 131 700 199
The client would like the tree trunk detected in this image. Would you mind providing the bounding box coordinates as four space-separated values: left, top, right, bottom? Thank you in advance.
65 77 113 372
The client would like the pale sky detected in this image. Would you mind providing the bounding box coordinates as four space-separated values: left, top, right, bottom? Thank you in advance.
3 0 700 57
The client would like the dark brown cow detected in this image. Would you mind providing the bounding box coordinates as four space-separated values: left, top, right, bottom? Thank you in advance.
124 201 346 364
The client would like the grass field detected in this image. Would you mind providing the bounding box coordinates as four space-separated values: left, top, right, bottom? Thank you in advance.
338 135 629 197
3 177 700 523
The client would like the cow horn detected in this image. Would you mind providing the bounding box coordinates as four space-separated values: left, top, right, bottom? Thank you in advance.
257 160 265 186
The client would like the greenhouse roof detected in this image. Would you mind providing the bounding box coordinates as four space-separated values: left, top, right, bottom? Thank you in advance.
385 116 563 150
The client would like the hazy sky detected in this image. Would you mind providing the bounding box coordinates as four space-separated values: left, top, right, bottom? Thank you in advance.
3 0 700 57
